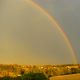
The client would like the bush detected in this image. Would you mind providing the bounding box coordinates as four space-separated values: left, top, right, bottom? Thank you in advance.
2 76 11 80
1 72 48 80
70 68 79 74
22 72 48 80
14 76 22 80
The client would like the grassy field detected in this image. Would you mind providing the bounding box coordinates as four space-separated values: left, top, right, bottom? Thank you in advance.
50 74 80 80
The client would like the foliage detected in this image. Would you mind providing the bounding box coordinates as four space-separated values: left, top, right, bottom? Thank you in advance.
70 68 80 74
1 76 11 80
0 72 48 80
0 64 80 78
22 72 48 80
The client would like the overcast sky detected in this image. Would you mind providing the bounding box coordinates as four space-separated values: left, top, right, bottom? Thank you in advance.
0 0 79 64
34 0 80 63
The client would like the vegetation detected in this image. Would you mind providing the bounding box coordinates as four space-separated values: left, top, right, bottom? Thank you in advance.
0 72 48 80
22 72 48 80
0 64 80 79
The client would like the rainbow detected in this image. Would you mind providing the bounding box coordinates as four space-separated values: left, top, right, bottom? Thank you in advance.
25 0 77 64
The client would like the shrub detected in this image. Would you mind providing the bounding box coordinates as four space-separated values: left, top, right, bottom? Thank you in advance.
70 68 78 74
2 76 11 80
22 72 48 80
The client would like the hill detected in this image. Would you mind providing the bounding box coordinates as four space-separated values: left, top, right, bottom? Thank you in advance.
50 74 80 80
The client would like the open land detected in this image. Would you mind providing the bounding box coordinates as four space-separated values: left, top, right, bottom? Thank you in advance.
50 74 80 80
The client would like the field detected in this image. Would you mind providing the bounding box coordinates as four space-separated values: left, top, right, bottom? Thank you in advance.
50 74 80 80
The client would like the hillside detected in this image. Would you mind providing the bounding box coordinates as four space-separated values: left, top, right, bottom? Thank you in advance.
50 74 80 80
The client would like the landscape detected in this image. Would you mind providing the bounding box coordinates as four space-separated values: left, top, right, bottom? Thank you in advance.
0 0 80 80
0 64 80 80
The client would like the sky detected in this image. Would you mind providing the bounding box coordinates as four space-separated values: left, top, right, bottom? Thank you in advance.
0 0 79 64
33 0 80 63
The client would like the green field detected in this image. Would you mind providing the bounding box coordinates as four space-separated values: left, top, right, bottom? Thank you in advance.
50 74 80 80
